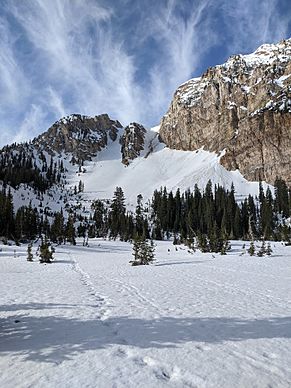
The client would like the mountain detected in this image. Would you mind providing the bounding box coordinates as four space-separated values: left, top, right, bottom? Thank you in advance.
159 38 291 186
2 39 290 216
34 113 122 160
0 115 269 217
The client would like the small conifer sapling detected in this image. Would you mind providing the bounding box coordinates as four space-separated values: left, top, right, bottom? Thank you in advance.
27 244 33 262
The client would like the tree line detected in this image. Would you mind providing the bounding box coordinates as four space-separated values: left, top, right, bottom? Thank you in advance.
0 179 290 253
0 145 65 192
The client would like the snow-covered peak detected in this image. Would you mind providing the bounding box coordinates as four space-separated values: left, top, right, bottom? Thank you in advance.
56 114 92 126
174 38 290 110
238 38 291 67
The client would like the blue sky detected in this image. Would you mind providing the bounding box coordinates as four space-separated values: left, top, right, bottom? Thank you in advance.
0 0 290 146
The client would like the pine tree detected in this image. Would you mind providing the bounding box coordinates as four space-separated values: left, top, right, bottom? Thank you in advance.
197 232 209 253
92 200 106 237
260 188 274 240
257 239 266 257
142 239 155 265
274 178 289 217
135 194 145 238
109 187 126 239
39 237 54 263
233 207 242 239
266 242 273 256
220 230 230 255
131 236 142 265
50 211 65 244
27 244 33 262
78 180 84 193
130 237 155 266
66 216 76 245
248 240 255 256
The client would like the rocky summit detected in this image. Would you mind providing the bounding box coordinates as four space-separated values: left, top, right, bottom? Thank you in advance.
34 114 122 161
159 39 291 185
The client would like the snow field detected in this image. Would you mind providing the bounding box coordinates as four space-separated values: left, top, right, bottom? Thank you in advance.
0 239 291 387
69 135 271 207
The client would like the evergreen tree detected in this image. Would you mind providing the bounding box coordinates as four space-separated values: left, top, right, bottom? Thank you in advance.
197 232 209 253
27 244 33 262
248 241 256 256
233 207 242 239
50 211 65 244
78 180 84 193
257 239 266 257
142 239 155 265
274 178 289 217
135 194 145 238
130 237 155 266
92 200 107 237
266 242 273 256
109 187 126 239
260 187 274 239
66 216 76 245
39 237 54 263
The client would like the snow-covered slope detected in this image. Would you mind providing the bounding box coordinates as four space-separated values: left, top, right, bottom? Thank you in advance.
67 126 270 206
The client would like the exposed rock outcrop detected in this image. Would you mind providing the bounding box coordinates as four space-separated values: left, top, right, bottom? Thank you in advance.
120 122 146 165
34 114 122 161
160 39 291 185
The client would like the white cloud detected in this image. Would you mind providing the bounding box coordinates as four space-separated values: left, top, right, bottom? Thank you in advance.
46 87 66 119
219 0 290 54
7 0 141 125
0 18 29 112
142 0 215 119
12 104 46 144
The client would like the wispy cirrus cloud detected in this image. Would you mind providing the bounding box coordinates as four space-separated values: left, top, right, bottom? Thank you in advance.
0 0 290 147
0 17 29 112
142 0 216 117
219 0 291 54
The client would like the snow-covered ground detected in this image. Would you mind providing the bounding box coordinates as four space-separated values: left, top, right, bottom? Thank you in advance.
1 239 291 388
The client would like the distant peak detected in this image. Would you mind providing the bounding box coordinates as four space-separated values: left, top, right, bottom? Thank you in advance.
53 113 118 127
33 113 123 160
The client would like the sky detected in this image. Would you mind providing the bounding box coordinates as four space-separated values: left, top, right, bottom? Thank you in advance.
0 0 290 146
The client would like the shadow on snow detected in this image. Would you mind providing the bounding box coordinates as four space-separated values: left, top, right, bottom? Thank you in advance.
0 303 290 364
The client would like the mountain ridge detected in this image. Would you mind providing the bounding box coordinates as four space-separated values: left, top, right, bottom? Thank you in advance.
159 38 291 185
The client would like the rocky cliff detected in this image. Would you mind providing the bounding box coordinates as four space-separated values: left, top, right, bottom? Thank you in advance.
34 114 122 161
159 39 291 185
120 122 146 165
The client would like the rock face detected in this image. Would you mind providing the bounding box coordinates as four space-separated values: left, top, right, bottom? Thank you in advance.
160 39 291 185
120 122 146 165
34 114 122 161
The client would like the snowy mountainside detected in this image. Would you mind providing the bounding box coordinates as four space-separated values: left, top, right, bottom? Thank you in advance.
0 113 272 217
74 127 270 207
